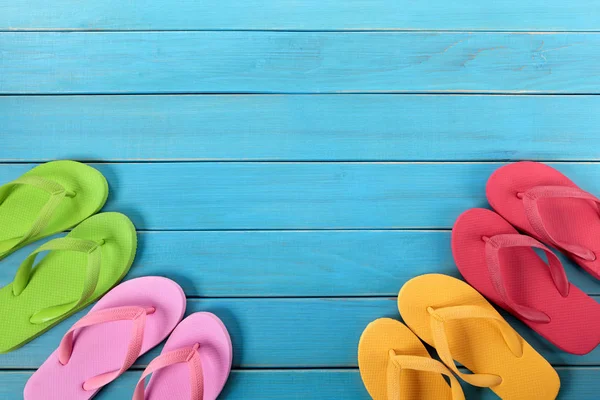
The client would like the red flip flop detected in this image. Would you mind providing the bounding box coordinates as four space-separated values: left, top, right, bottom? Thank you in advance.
487 161 600 279
452 208 600 355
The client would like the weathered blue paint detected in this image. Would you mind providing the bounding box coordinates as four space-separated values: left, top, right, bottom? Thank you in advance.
1 1 598 397
0 0 598 31
1 32 599 94
2 95 600 162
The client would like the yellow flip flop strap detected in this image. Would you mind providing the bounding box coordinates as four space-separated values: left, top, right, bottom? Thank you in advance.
386 351 465 400
427 305 523 388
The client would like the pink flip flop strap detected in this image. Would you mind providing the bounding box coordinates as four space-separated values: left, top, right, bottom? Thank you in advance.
57 305 156 391
484 233 570 323
520 185 600 261
132 343 204 400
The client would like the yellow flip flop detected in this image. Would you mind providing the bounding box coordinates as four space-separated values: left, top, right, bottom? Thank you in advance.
398 274 560 400
358 318 465 400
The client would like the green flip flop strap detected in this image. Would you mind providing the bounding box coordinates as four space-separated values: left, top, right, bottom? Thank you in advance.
0 175 76 249
12 236 103 324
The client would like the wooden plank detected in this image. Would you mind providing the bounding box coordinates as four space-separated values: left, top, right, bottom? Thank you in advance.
0 370 367 400
3 95 600 162
0 368 597 399
2 162 600 230
1 32 599 94
1 298 598 369
1 0 599 31
3 231 599 297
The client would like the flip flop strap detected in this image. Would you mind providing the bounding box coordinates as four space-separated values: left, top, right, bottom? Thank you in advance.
132 344 204 400
427 305 523 388
12 237 104 324
484 233 569 323
58 305 155 391
0 175 75 249
386 353 465 400
520 185 600 261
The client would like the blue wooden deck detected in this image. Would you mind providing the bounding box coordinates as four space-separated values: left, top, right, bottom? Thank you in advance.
1 2 599 399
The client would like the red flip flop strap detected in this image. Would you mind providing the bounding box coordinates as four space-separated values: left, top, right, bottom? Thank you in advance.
484 233 569 323
521 185 600 261
57 305 155 391
132 344 204 400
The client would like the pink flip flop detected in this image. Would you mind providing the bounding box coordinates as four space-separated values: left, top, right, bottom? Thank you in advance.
24 277 186 400
452 208 600 355
132 312 232 400
487 161 600 279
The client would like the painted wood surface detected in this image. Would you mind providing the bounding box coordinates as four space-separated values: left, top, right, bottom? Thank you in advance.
1 163 599 230
2 32 599 94
1 368 598 400
3 95 600 162
1 298 599 369
2 1 599 398
2 230 599 298
1 1 599 31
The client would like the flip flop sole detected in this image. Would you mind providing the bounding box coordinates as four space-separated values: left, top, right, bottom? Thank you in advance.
144 312 233 400
24 276 186 400
358 318 453 400
453 208 600 355
487 161 600 279
0 160 108 258
0 212 137 353
398 274 560 400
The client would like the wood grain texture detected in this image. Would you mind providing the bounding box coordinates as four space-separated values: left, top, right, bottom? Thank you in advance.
2 230 599 297
3 95 600 162
1 368 598 400
0 370 368 400
1 298 598 369
3 1 599 397
1 32 599 94
1 0 599 31
2 162 600 230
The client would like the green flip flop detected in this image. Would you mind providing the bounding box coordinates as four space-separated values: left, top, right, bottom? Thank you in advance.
0 160 108 260
0 212 137 353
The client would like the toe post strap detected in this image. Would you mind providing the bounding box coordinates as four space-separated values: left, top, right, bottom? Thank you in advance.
519 185 600 261
0 175 76 251
386 351 465 400
427 305 522 388
132 344 204 400
483 233 570 323
57 305 155 391
13 236 107 324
